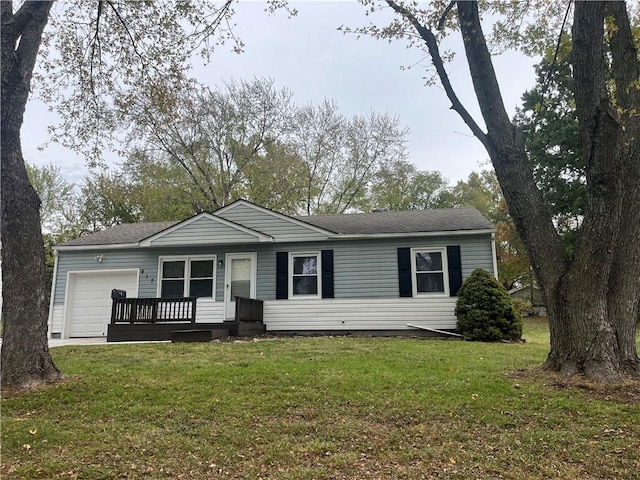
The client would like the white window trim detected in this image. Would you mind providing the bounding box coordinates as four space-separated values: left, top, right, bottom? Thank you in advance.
288 251 322 299
157 255 217 299
410 247 449 297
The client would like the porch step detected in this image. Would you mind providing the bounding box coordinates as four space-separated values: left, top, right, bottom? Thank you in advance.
171 329 229 343
107 323 228 342
237 321 266 337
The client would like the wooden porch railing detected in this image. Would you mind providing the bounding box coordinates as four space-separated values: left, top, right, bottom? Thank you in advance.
111 297 197 324
235 296 264 323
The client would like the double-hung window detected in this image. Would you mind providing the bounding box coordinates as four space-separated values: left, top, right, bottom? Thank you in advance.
412 248 448 296
289 252 321 298
159 256 215 298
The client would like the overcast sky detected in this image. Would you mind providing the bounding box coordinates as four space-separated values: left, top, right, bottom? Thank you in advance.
22 1 539 187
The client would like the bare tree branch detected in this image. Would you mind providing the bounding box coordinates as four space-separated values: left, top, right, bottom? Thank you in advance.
88 1 105 95
385 0 490 153
437 1 456 31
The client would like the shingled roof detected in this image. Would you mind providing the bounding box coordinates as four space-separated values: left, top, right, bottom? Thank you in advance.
293 208 493 235
57 207 493 248
60 221 179 247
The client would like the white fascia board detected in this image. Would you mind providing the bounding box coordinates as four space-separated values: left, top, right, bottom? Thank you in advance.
216 200 336 236
139 212 273 247
327 228 496 240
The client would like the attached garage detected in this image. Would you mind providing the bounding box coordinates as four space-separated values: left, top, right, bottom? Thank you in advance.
65 270 139 337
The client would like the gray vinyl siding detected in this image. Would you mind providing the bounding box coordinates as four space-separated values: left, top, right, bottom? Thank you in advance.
53 250 155 305
149 216 265 246
53 233 493 304
270 234 494 299
217 203 329 242
54 245 274 305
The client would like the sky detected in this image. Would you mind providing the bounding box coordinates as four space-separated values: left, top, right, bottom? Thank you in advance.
22 1 540 187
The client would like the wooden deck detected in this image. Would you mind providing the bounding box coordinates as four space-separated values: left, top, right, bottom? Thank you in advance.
107 296 264 342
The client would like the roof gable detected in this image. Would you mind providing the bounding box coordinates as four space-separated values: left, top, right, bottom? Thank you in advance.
140 213 273 247
215 200 333 241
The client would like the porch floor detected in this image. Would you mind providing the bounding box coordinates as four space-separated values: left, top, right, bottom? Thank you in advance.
107 322 237 342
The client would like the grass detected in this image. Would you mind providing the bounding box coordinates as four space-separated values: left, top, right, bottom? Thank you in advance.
1 318 639 479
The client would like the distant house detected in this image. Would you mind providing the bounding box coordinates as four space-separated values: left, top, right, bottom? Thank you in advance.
48 200 497 341
509 285 546 316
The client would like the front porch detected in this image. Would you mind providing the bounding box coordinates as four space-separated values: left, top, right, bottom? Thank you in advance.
107 296 265 342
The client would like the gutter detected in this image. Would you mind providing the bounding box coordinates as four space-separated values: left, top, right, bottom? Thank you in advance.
328 228 495 240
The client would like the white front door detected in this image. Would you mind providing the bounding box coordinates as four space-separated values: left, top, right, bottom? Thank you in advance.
224 253 257 319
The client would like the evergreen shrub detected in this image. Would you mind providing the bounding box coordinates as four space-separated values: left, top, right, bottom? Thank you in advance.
455 269 522 341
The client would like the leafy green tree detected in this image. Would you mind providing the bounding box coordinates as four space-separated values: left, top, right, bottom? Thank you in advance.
286 100 410 214
364 159 451 211
450 170 530 290
76 171 141 232
240 142 308 215
290 100 344 214
125 78 296 212
125 84 409 216
122 154 198 222
450 170 503 220
325 111 408 213
26 162 78 235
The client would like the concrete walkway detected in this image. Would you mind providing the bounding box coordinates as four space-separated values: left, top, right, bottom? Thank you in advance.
0 337 166 348
49 337 108 347
47 338 170 347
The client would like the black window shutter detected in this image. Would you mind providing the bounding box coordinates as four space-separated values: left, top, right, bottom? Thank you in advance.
276 252 288 299
397 247 412 297
321 250 334 298
447 245 463 296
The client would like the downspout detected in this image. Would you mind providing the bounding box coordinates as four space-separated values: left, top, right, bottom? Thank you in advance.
47 249 59 338
491 232 499 280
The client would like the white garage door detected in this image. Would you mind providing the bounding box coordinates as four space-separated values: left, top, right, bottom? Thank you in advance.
67 270 139 337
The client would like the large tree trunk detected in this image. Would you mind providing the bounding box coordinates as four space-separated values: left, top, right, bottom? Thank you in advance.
454 1 639 383
1 1 61 388
384 0 637 382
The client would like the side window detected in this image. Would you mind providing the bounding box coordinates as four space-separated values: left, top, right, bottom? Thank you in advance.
412 249 448 296
161 260 186 297
290 252 321 298
189 259 214 298
159 257 215 298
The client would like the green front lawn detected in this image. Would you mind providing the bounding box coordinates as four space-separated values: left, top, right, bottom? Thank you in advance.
2 318 639 479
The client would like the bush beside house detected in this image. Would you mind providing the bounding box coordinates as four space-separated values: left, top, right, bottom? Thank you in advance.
455 268 522 341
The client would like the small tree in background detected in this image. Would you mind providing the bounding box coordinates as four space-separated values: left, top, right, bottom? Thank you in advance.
455 269 522 342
